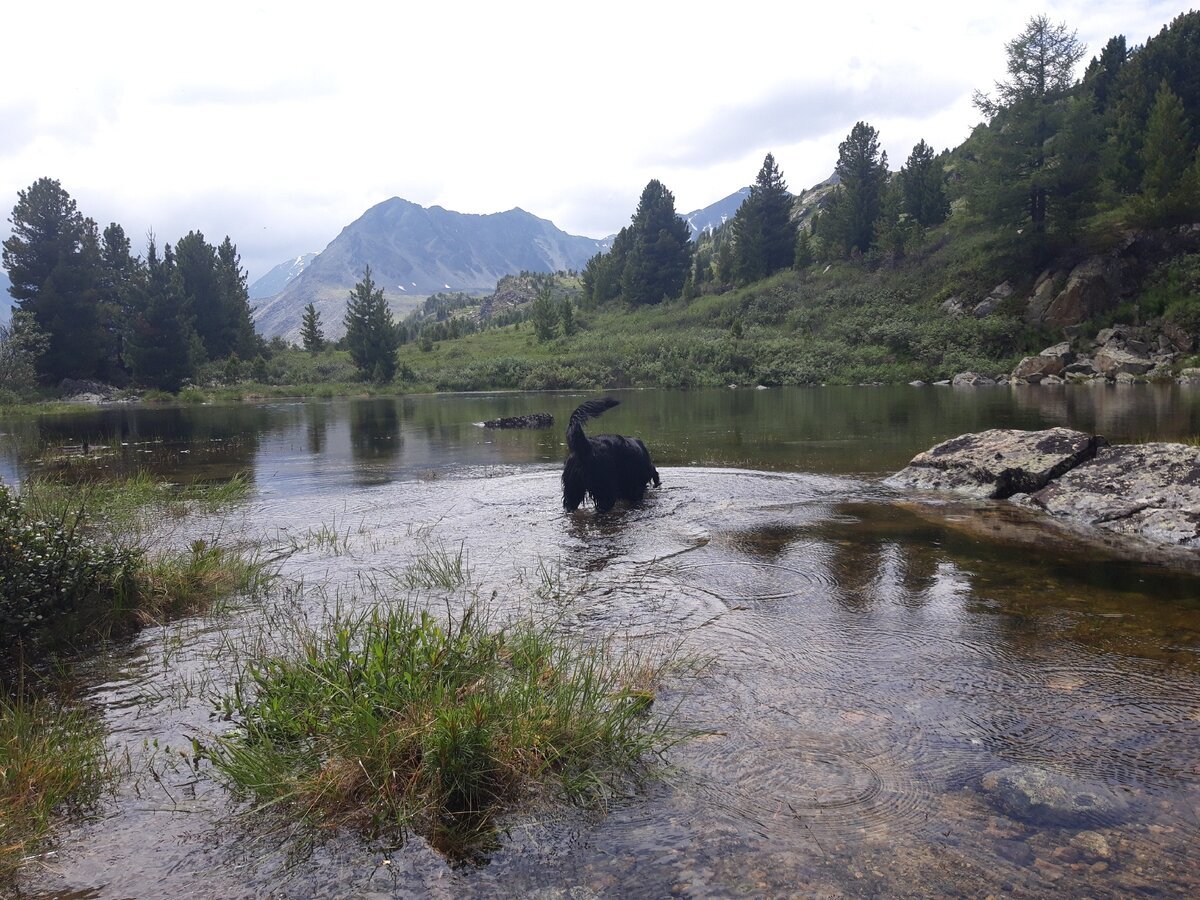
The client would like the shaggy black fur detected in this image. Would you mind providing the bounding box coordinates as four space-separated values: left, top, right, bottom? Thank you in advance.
562 397 660 512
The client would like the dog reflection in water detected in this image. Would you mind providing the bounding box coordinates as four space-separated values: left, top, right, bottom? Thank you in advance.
561 397 660 513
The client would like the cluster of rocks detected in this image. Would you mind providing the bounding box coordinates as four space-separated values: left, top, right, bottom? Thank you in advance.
58 378 121 404
885 428 1200 556
938 323 1197 388
481 412 554 429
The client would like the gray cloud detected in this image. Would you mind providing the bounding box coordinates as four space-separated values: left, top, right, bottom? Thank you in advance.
659 68 965 167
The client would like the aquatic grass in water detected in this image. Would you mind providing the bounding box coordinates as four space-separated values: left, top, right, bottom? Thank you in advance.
401 541 469 590
0 691 110 884
206 597 691 858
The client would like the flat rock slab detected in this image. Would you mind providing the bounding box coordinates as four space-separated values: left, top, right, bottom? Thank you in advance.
980 765 1131 828
884 428 1101 500
1028 443 1200 548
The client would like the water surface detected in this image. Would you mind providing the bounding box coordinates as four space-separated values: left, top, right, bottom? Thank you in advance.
5 386 1200 898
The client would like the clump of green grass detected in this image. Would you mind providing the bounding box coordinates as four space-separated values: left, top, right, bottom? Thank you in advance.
0 691 110 884
401 542 469 590
206 599 690 858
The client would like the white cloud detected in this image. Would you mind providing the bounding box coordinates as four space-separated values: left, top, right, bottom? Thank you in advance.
0 0 1189 281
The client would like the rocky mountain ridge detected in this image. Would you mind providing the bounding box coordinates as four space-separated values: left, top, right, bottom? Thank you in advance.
252 199 603 341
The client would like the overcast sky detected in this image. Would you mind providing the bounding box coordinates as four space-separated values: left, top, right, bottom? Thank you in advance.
0 1 1188 283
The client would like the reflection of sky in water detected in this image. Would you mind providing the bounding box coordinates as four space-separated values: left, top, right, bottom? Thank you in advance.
8 390 1200 897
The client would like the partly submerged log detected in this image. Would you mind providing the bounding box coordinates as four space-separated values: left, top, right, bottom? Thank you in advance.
481 412 554 429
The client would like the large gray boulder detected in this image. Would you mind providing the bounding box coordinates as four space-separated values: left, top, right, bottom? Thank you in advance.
1012 342 1075 382
1028 443 1200 548
884 428 1102 500
1094 346 1153 377
1040 256 1120 330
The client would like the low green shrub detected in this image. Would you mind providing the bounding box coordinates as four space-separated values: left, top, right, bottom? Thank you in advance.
0 484 141 658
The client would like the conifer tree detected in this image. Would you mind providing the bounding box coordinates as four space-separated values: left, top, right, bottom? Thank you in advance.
343 266 398 381
2 178 108 381
824 122 890 255
1135 81 1200 224
900 140 949 227
733 153 797 283
530 289 559 342
968 16 1088 247
301 302 326 352
620 180 692 305
125 241 203 391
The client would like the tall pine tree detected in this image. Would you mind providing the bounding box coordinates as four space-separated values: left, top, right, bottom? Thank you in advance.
968 16 1089 247
733 153 797 283
900 140 949 227
2 178 108 381
343 266 398 381
620 180 692 306
1134 81 1200 224
301 302 326 352
125 240 203 392
824 122 889 255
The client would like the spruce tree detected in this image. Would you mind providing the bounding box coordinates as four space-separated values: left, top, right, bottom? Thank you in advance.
620 180 692 306
301 302 326 352
1135 81 1199 224
733 153 797 283
2 178 108 381
825 122 889 255
900 140 949 227
343 266 398 381
125 241 203 392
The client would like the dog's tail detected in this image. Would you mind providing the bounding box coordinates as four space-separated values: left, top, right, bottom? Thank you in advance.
566 397 620 458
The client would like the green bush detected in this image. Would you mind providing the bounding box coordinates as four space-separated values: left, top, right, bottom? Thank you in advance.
0 484 141 657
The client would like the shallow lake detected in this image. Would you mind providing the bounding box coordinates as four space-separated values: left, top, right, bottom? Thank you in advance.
4 386 1200 898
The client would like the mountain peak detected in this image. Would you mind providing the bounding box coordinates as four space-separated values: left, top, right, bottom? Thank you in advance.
251 198 603 341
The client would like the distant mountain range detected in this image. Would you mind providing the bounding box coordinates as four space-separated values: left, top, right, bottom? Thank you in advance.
249 253 318 301
681 187 752 240
248 185 789 342
252 199 605 341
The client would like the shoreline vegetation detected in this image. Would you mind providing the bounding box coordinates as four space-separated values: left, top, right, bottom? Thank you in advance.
0 474 266 884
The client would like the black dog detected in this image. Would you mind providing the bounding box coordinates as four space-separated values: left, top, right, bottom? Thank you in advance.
562 397 660 512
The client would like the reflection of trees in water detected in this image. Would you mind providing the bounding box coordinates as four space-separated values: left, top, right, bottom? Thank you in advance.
349 399 402 485
306 402 328 455
8 404 277 486
1011 383 1200 442
818 504 947 609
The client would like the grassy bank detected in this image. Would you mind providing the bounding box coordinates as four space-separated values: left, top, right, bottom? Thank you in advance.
1 474 264 666
206 595 691 859
0 690 110 882
0 473 267 887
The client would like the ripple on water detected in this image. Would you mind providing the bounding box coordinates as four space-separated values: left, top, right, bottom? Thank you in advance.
684 731 936 842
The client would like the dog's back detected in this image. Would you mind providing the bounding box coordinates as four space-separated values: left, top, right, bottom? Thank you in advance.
562 398 660 512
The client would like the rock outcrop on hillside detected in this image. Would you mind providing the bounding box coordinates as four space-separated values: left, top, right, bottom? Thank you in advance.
887 429 1200 555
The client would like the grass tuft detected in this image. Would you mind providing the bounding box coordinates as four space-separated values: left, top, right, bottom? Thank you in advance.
206 598 691 859
0 691 110 884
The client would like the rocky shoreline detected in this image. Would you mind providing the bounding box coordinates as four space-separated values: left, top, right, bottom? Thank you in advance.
940 323 1199 388
885 428 1200 559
